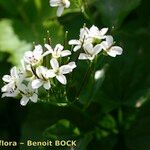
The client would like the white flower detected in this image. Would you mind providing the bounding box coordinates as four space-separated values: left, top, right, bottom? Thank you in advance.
19 83 38 106
50 0 70 17
101 35 123 57
69 25 108 52
79 43 102 61
2 66 23 88
69 27 89 52
21 59 33 78
31 66 51 90
1 83 19 98
88 25 108 41
23 45 49 66
47 58 76 85
45 44 71 58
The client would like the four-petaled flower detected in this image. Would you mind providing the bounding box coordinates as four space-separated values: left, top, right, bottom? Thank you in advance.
45 43 71 59
1 83 19 98
79 43 102 61
2 66 23 89
19 83 38 106
69 25 108 52
88 25 108 42
101 35 123 57
31 66 51 90
24 45 49 66
47 58 76 85
69 27 89 52
50 0 70 17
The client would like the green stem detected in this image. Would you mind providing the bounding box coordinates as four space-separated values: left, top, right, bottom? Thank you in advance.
76 62 92 99
64 31 68 49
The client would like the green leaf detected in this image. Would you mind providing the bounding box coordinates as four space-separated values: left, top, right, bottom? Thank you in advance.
125 99 150 150
94 0 141 27
0 19 32 65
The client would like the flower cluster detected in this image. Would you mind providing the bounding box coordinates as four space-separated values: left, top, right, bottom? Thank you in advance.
1 24 123 106
1 43 76 106
69 25 123 60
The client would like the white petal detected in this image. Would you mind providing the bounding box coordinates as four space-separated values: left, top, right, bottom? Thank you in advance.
1 84 8 92
44 44 53 53
32 79 43 89
78 53 89 60
67 62 76 69
24 51 33 64
111 46 123 55
90 25 98 32
28 83 35 92
36 66 42 78
2 75 12 83
2 91 18 98
54 44 64 52
2 93 7 98
93 44 102 55
34 45 43 55
80 27 89 39
83 43 93 54
50 58 59 70
20 96 29 106
33 45 43 60
50 0 60 7
60 65 72 74
106 35 113 47
65 0 70 8
36 66 47 78
89 25 99 36
108 46 123 57
46 69 56 78
57 6 64 17
73 45 81 52
30 94 38 103
107 51 117 57
10 66 18 78
56 74 67 85
18 84 27 93
100 28 108 36
43 50 52 57
60 50 71 57
43 81 51 90
100 41 108 50
69 40 80 45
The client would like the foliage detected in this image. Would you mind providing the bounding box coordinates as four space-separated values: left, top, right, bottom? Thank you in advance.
0 0 150 150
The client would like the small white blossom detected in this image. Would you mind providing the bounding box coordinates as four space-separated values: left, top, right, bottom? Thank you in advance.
50 0 70 17
45 44 71 58
23 45 49 66
69 27 89 52
101 35 123 57
47 58 76 85
69 25 108 52
88 25 108 41
2 66 24 89
1 83 19 98
19 83 38 106
21 59 33 77
31 66 51 90
79 43 102 61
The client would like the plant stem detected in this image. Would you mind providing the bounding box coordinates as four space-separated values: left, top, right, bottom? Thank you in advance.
76 62 92 99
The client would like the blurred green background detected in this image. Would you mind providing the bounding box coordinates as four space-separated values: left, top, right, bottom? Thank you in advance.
0 0 150 150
